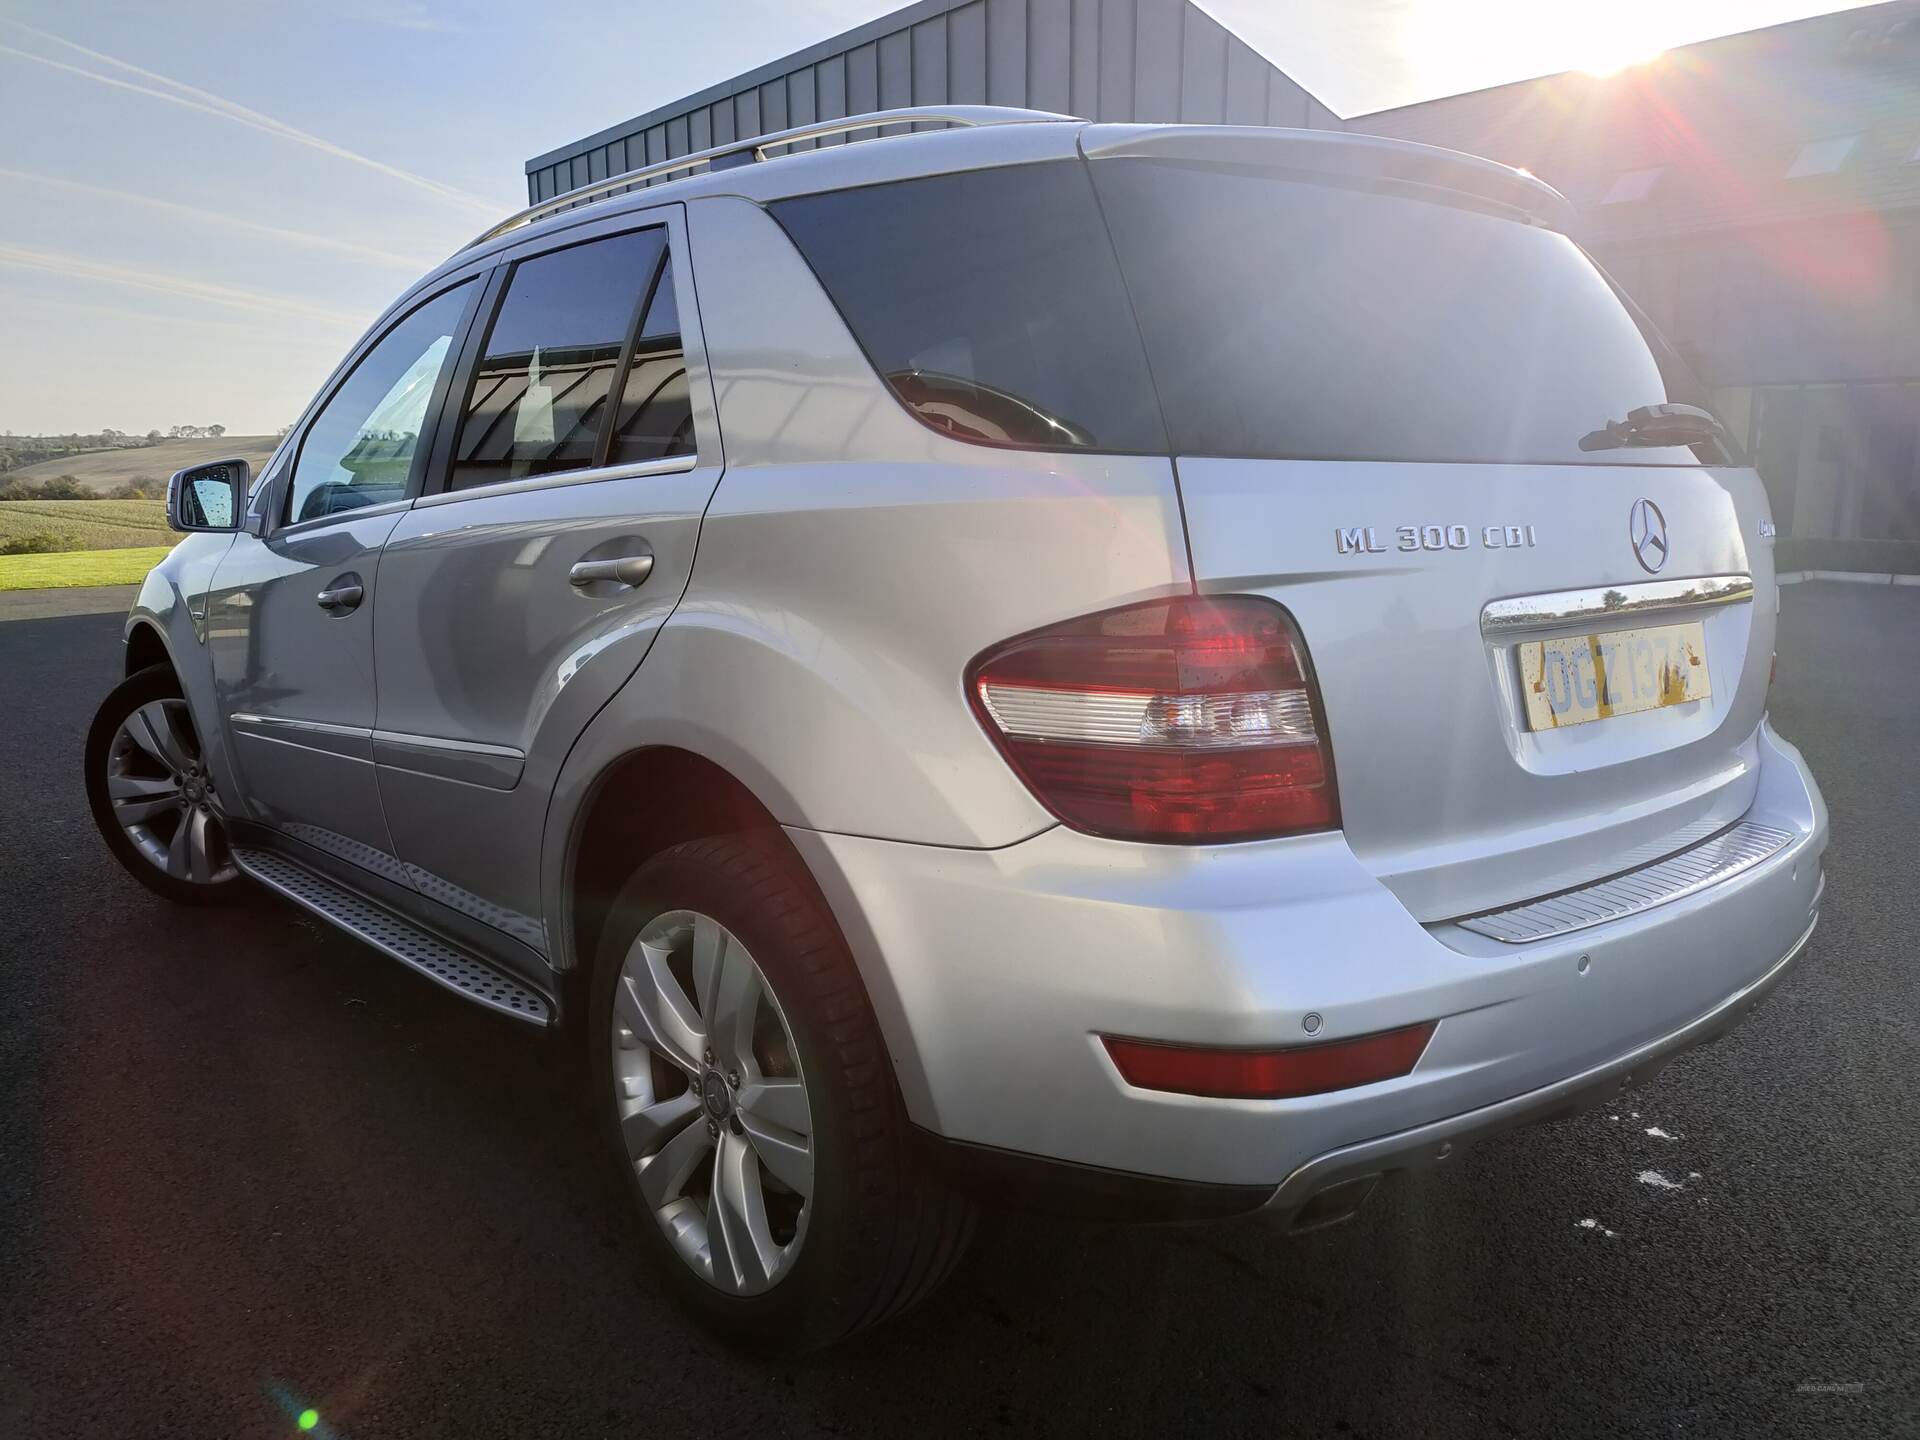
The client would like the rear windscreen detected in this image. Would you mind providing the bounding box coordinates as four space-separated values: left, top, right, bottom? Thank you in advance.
770 162 1167 454
773 156 1730 466
1088 157 1732 466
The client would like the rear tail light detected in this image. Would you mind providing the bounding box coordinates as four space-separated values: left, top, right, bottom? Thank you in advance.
966 595 1338 843
1102 1023 1436 1100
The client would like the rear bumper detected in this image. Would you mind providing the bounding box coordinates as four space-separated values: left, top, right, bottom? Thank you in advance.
1261 902 1817 1223
790 718 1827 1200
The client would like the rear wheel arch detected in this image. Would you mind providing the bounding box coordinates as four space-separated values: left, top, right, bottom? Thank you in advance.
560 746 798 1017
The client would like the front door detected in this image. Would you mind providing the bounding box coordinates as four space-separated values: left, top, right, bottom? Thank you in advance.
208 277 479 875
370 208 721 950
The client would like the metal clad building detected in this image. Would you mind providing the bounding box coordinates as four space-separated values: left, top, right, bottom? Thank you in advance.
522 0 1342 203
1353 2 1920 571
530 0 1920 570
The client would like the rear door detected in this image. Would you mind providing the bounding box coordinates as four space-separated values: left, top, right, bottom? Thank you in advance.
369 205 721 949
1084 128 1776 920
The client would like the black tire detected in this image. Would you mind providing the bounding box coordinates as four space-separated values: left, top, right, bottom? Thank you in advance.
84 663 243 906
588 832 975 1353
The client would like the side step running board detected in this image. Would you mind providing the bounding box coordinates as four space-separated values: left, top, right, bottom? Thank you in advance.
233 845 553 1026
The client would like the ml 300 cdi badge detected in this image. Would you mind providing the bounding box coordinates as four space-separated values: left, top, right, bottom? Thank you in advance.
85 107 1827 1352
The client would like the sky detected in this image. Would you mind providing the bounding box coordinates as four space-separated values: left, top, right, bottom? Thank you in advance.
0 0 1885 437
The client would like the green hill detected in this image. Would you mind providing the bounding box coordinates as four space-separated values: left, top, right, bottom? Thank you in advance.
5 436 280 495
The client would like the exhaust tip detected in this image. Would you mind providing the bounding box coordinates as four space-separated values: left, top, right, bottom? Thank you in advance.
1287 1174 1382 1234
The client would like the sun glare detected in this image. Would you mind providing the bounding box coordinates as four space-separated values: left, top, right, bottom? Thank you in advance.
1578 36 1668 78
1406 1 1673 95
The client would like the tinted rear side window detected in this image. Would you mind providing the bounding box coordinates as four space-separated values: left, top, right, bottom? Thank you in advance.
449 228 664 491
1089 158 1732 466
772 162 1166 454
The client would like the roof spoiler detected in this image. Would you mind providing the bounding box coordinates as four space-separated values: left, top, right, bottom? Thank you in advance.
1079 124 1575 232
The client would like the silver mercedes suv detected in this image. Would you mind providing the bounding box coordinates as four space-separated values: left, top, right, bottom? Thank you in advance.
84 106 1828 1352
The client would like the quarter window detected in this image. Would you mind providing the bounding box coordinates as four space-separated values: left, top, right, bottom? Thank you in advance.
447 229 671 492
770 163 1166 454
287 281 473 524
606 262 694 465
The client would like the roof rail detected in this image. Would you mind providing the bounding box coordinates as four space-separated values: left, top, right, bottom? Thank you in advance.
469 105 1077 252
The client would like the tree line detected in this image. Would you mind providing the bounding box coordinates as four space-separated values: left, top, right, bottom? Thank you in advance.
0 426 230 473
0 474 167 501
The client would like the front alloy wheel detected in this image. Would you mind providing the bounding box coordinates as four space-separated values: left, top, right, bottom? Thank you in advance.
85 664 241 904
106 697 235 885
612 908 813 1295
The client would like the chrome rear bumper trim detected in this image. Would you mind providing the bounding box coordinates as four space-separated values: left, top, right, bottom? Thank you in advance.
1458 820 1796 943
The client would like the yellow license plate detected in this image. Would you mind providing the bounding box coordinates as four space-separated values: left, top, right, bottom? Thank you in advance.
1519 621 1710 731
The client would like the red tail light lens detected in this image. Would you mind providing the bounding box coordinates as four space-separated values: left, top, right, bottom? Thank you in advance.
1103 1024 1436 1100
966 595 1339 843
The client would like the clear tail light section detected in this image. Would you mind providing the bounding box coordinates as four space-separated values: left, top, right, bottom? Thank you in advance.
966 595 1339 843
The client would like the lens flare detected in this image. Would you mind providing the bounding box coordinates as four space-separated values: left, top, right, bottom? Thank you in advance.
298 1411 319 1432
1405 0 1671 93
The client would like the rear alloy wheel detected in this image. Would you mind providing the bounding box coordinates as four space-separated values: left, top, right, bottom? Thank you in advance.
590 834 974 1352
612 909 813 1295
85 664 240 903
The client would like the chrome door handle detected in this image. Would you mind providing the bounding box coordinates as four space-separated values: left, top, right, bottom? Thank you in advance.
569 554 654 589
316 582 364 611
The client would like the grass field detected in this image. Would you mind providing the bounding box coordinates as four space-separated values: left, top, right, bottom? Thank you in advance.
4 435 279 495
0 498 172 552
0 545 173 591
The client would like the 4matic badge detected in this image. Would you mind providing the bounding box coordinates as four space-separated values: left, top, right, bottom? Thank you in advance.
1335 523 1539 556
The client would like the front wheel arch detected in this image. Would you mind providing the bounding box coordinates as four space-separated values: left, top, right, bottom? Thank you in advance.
123 619 171 679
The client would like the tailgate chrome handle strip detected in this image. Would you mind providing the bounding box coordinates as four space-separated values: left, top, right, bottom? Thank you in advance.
1482 573 1753 634
1456 820 1796 943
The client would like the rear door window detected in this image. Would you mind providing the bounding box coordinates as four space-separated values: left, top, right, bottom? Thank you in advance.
1088 157 1733 466
448 228 666 492
771 162 1166 454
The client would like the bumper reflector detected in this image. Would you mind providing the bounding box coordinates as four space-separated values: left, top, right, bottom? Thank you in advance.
1102 1023 1437 1100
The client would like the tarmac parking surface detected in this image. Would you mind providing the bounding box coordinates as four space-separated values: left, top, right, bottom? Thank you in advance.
1 581 1914 1437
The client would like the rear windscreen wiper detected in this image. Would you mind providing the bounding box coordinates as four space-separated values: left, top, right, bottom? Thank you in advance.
1579 403 1723 452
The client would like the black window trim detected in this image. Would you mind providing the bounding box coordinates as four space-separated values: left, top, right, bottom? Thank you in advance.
277 272 486 535
423 210 695 501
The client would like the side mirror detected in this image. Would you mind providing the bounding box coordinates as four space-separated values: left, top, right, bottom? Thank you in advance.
167 459 250 533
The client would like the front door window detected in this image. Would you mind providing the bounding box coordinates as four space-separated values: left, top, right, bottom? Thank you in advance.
287 281 473 524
